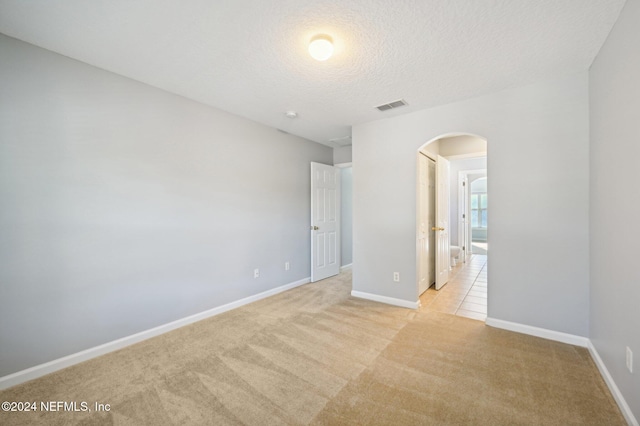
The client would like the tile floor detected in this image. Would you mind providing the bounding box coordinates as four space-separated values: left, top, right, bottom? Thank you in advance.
419 254 488 321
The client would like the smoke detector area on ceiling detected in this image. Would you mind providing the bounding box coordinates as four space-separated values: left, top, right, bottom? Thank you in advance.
375 99 408 112
284 111 298 119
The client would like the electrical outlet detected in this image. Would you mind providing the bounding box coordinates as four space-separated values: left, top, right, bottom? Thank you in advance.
285 262 290 271
393 272 400 282
254 268 259 278
627 347 633 373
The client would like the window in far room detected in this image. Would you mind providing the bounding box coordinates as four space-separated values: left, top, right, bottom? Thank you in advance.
471 193 487 228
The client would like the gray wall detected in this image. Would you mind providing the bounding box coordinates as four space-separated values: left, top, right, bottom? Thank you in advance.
340 167 353 267
333 145 352 164
589 0 640 419
353 72 589 336
0 34 332 377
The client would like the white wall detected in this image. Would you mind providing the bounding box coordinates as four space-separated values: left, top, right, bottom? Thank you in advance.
0 34 332 377
353 72 589 336
589 0 640 420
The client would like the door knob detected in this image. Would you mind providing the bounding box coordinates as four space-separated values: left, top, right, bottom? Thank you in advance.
432 227 445 231
311 226 319 230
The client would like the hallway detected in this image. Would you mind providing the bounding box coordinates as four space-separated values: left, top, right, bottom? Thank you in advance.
419 254 488 321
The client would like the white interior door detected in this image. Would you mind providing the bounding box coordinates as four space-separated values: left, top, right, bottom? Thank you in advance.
418 154 429 295
311 162 341 282
418 154 437 295
435 155 450 290
428 160 436 286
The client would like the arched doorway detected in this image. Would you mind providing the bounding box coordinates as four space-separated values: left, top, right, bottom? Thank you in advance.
416 134 488 321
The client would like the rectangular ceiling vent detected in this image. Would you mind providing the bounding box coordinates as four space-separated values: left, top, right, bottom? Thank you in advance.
375 99 407 112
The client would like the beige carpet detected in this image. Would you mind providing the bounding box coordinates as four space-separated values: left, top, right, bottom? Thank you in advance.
0 271 625 425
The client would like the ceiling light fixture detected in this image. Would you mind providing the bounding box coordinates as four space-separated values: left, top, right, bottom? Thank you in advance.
308 34 334 61
285 111 298 118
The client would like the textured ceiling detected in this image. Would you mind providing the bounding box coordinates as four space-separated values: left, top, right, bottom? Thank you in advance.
0 0 626 146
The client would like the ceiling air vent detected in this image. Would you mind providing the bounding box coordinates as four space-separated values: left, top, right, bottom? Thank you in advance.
375 99 407 112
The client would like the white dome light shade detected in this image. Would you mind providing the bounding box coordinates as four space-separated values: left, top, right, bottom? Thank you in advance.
308 35 334 61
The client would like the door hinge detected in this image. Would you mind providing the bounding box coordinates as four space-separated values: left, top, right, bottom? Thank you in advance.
462 214 465 219
462 181 466 186
463 246 465 251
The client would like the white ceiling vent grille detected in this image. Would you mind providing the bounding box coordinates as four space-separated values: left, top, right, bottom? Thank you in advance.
375 99 407 112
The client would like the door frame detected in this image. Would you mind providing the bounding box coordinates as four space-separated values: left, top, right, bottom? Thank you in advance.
458 172 469 264
334 162 352 273
458 168 486 259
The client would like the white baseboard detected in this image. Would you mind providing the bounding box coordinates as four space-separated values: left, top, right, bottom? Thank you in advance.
588 341 639 426
0 277 310 390
485 317 589 347
351 290 419 309
340 263 353 271
485 318 638 425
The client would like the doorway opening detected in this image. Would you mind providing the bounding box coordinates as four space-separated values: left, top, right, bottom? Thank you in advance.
470 177 488 255
457 170 488 259
416 134 488 321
